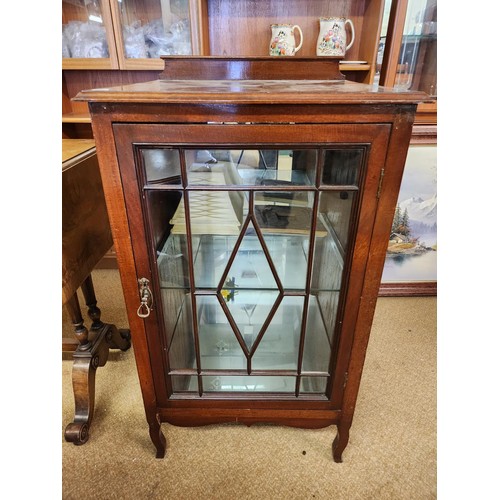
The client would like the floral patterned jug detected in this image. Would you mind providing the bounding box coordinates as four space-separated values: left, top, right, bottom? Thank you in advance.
316 17 355 57
269 24 303 56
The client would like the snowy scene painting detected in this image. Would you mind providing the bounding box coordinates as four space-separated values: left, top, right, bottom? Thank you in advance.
381 144 437 283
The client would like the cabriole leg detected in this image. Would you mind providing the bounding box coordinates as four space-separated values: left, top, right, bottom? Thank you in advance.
332 421 351 463
148 413 167 458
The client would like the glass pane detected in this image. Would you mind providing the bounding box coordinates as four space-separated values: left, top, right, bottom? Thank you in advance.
373 0 394 85
197 295 246 369
62 0 110 58
166 291 196 370
300 377 328 394
303 297 332 373
311 227 344 293
171 375 198 393
161 287 192 353
142 149 181 183
252 296 304 371
192 234 238 290
394 0 437 97
223 219 281 290
223 290 280 350
186 149 317 187
315 290 340 346
152 191 190 288
321 149 364 186
316 191 355 252
187 188 244 290
189 190 244 236
119 0 192 59
203 375 296 393
255 191 312 290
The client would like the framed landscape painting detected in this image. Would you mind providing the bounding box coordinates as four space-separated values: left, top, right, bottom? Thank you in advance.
379 127 437 296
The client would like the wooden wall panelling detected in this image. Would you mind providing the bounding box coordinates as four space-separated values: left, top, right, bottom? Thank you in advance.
205 0 378 60
190 0 209 54
357 0 384 84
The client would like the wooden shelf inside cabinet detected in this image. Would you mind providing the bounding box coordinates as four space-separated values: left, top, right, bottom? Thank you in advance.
62 113 92 124
340 64 372 72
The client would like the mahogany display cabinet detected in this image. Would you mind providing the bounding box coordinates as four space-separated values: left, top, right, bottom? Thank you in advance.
76 56 424 461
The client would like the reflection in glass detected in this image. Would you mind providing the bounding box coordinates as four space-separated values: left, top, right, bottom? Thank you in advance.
192 235 239 290
142 149 181 183
223 290 280 351
322 149 364 186
224 219 280 290
394 0 437 96
373 0 394 85
303 297 332 373
300 377 328 394
255 191 312 290
150 191 190 288
309 189 352 352
167 291 195 370
62 0 109 58
316 191 354 252
147 190 195 357
252 296 303 371
119 0 192 58
186 149 317 187
171 375 197 393
203 375 296 393
197 295 246 369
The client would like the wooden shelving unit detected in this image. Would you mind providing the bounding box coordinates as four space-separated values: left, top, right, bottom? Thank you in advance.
64 0 422 139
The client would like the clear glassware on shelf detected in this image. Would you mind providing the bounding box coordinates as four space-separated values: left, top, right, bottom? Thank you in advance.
62 0 110 58
119 0 192 59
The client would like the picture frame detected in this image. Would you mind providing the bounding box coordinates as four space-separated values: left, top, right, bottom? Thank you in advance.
379 125 437 296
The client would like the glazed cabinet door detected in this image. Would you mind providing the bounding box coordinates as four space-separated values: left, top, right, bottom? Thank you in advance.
63 0 119 69
110 0 195 69
113 123 390 406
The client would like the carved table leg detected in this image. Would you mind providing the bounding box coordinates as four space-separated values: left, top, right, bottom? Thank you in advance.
64 344 106 445
81 274 131 351
332 421 351 463
64 276 131 445
81 275 104 329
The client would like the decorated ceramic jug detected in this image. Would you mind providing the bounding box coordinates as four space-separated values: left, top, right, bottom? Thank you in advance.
269 24 303 56
316 17 355 57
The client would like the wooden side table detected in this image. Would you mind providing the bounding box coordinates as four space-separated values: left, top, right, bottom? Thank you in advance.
62 139 131 445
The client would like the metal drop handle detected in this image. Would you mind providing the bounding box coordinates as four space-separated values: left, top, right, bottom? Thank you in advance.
137 278 153 318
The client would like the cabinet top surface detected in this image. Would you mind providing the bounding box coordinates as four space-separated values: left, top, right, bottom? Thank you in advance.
75 57 426 106
76 78 425 105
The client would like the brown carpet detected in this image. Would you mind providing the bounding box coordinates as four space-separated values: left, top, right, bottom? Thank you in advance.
62 269 436 499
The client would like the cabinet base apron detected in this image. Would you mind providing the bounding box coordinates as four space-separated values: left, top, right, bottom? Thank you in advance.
150 407 346 462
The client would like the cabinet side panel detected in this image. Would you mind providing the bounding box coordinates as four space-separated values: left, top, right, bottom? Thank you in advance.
340 109 416 422
89 109 167 419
